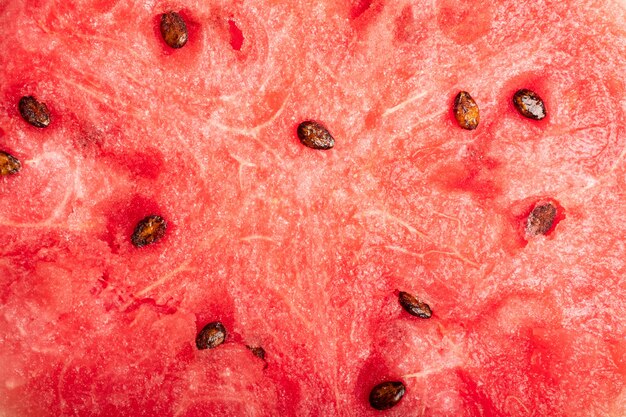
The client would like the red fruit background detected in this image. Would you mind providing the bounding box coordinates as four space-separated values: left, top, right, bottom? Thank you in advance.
1 0 625 416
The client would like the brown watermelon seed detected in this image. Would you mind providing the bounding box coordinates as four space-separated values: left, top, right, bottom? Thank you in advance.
131 215 167 247
160 11 188 49
453 91 480 130
526 202 557 236
369 381 406 410
398 291 432 319
0 151 21 176
196 321 227 350
18 96 50 128
247 345 266 360
297 121 335 150
513 89 546 120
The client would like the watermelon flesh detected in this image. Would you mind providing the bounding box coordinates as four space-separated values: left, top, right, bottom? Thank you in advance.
1 0 626 415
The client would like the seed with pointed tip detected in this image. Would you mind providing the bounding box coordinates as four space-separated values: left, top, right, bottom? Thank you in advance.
398 291 432 318
131 215 167 247
453 91 480 130
160 11 188 49
297 121 335 150
196 321 227 350
526 202 557 236
0 151 21 176
369 381 406 410
19 96 50 128
513 89 546 120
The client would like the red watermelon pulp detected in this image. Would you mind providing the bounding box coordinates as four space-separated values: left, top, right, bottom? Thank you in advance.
1 0 626 416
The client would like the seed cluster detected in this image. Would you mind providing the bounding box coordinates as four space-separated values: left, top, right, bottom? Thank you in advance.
3 13 561 412
452 88 546 129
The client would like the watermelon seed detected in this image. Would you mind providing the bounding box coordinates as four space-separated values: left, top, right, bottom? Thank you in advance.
297 121 335 150
513 89 546 120
398 291 432 318
18 96 50 128
453 91 480 130
0 151 21 176
246 345 266 360
160 11 188 49
131 215 167 247
368 381 406 410
526 201 557 236
196 321 227 350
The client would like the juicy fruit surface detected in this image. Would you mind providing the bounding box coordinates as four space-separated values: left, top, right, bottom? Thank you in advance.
1 0 626 416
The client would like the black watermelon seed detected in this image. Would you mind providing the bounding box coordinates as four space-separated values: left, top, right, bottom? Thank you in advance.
513 89 546 120
369 381 406 410
526 202 557 236
18 96 50 128
453 91 480 130
398 291 432 319
131 215 167 247
160 11 188 49
0 151 21 176
196 321 227 350
297 121 335 150
247 345 266 360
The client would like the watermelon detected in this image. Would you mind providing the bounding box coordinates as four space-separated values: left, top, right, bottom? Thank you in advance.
1 0 626 415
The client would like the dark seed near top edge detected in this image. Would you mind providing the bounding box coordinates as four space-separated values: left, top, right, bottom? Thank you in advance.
0 151 21 176
398 291 432 319
19 96 50 128
526 202 557 236
369 381 406 410
160 11 188 49
196 321 227 350
297 120 335 150
513 89 546 120
453 91 480 130
131 215 167 247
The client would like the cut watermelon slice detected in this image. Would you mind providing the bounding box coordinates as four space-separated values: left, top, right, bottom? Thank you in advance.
1 0 626 416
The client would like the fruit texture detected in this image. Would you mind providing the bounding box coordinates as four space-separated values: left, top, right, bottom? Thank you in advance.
1 0 626 416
